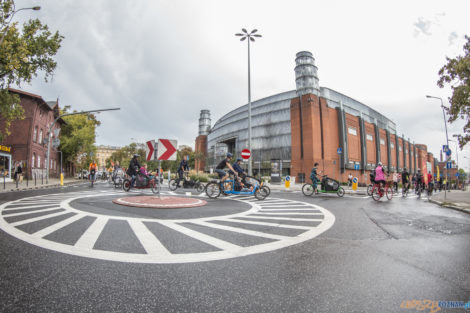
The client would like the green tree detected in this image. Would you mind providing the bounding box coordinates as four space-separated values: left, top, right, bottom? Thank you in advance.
0 0 63 141
437 35 470 148
59 106 100 169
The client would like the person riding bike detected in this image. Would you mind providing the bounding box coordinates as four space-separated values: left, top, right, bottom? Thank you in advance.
415 168 424 193
215 153 237 183
176 156 189 188
427 171 433 194
231 158 252 191
310 162 321 194
127 154 141 187
401 167 410 193
89 160 98 183
374 162 386 191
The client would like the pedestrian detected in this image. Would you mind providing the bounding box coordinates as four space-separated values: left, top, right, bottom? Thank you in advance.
14 162 23 184
310 163 321 194
392 171 398 193
347 173 353 188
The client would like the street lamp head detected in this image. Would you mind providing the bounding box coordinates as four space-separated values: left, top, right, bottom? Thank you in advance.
235 33 244 36
240 37 246 41
32 6 41 10
242 28 248 34
251 29 258 34
426 95 432 98
253 34 262 37
250 37 255 42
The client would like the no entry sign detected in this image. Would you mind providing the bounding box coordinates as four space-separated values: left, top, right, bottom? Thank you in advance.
241 149 251 160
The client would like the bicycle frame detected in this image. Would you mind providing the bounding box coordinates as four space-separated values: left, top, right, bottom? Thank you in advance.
220 177 260 196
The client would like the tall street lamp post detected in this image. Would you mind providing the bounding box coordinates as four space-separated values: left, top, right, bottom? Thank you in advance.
45 108 120 182
0 5 41 46
426 95 450 199
235 28 262 176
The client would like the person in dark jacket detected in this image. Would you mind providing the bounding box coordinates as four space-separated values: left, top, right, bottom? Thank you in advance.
127 154 141 187
310 162 321 193
176 156 189 187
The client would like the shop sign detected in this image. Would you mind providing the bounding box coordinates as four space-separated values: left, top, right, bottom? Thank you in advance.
0 145 11 153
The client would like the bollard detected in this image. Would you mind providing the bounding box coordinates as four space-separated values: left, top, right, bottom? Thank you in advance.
3 175 5 190
60 172 64 186
42 175 43 185
35 173 37 186
26 174 28 187
16 177 18 189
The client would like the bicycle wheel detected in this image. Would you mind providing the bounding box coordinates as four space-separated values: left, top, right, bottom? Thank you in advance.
196 183 205 193
262 185 271 196
151 180 160 194
205 182 221 199
255 186 269 200
169 179 178 191
372 188 381 201
114 177 122 189
337 187 345 197
302 184 314 196
385 186 393 200
122 179 131 192
367 185 373 196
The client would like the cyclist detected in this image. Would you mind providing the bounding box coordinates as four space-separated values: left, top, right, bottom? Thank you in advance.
215 153 237 183
176 156 189 188
415 168 424 193
310 162 321 194
401 167 410 194
127 154 141 187
231 158 252 191
427 171 433 195
374 162 386 191
89 160 98 185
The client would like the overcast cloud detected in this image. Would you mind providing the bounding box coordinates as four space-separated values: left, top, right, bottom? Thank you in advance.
13 0 470 170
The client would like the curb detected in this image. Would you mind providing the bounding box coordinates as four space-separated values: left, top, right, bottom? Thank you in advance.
0 181 87 193
428 198 470 215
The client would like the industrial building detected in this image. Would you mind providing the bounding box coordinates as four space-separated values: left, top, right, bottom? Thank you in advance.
195 51 436 184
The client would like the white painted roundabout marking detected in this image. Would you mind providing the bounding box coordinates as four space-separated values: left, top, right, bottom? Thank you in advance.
0 190 335 264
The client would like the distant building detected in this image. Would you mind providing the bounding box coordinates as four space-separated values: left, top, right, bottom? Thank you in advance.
195 51 442 184
0 88 65 180
96 145 121 169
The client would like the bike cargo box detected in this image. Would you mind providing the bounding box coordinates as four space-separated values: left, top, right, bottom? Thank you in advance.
322 177 340 191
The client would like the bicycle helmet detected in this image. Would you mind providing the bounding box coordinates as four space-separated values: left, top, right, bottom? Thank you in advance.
378 162 383 166
226 152 233 158
236 158 242 162
133 154 140 158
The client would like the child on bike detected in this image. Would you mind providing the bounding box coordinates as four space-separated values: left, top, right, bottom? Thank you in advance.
310 162 321 194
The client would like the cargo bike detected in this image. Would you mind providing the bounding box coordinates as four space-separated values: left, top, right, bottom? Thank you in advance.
205 175 270 200
302 174 345 197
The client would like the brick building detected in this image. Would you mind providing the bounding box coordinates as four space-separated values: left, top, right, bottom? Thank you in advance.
195 51 441 184
0 88 65 180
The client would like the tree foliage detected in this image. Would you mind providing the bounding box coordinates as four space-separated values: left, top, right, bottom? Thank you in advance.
59 106 100 169
0 0 63 141
437 35 470 148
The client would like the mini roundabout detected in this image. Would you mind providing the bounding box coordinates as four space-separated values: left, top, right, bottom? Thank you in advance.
0 190 335 264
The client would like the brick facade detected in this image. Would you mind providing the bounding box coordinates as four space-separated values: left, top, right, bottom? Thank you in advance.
194 135 207 172
0 88 64 178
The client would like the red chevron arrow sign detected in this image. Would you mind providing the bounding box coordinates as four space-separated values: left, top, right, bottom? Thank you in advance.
145 140 155 161
157 139 177 161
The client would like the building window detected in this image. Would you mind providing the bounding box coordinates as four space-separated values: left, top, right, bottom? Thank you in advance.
380 138 385 145
37 155 41 168
399 146 402 151
348 127 357 136
39 129 43 144
391 143 395 149
33 126 38 142
366 134 373 141
32 153 35 168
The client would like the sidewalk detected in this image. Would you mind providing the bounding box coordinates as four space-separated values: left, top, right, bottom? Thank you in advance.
266 183 368 195
0 177 86 193
429 189 470 214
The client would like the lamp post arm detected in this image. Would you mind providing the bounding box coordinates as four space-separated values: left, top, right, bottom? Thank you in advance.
45 108 120 181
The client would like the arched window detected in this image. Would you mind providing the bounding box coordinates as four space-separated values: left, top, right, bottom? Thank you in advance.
38 129 43 144
33 127 38 142
32 153 36 168
37 155 41 168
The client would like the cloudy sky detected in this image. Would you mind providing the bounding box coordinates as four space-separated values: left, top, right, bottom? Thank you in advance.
14 0 470 170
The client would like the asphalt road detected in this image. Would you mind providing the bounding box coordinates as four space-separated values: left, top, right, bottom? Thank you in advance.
0 182 468 313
